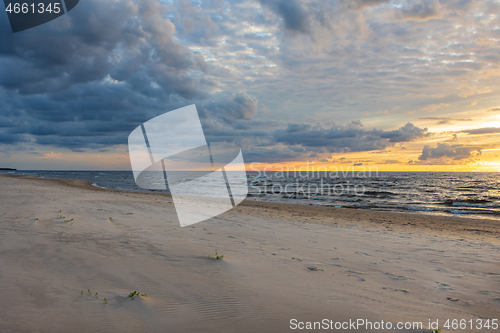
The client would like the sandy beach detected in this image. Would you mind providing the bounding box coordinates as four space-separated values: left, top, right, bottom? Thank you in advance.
0 174 499 332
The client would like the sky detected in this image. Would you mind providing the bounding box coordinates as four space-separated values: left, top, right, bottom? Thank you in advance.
0 0 499 171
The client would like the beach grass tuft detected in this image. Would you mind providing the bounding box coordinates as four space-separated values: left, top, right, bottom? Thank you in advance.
128 291 147 300
81 289 108 303
209 249 224 259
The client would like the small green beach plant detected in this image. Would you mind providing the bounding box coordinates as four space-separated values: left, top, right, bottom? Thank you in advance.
128 291 147 300
209 249 224 259
81 289 108 304
432 328 441 333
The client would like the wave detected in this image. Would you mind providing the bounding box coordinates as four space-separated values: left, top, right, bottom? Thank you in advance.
362 190 398 196
450 210 499 215
451 202 500 208
282 195 360 202
406 206 435 211
91 183 107 189
442 199 492 206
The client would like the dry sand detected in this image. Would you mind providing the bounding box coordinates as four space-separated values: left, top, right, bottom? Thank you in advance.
0 174 499 332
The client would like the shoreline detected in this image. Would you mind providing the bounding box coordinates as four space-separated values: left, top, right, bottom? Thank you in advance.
3 171 500 223
2 173 499 240
3 171 500 220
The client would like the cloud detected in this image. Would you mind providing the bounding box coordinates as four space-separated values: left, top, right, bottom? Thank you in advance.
379 123 428 142
347 0 390 9
0 0 211 150
258 0 390 40
420 103 449 112
1 0 500 167
468 100 478 107
201 92 259 121
397 0 442 21
273 122 380 152
418 143 481 160
243 145 307 164
461 127 500 135
273 122 428 153
259 0 311 35
28 151 62 158
0 0 205 95
418 117 472 125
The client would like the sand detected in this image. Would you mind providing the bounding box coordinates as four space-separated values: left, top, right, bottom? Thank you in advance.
0 174 499 332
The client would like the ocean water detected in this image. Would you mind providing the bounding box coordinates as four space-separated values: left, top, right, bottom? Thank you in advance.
2 170 499 220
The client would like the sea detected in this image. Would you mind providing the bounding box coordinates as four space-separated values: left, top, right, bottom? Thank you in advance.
2 170 499 220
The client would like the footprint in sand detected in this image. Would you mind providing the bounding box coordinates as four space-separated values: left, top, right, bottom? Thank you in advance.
382 287 409 293
384 273 411 281
345 270 366 281
437 282 454 291
307 266 320 271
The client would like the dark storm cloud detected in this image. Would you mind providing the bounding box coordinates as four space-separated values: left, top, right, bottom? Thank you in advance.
258 0 311 34
243 145 308 164
197 114 430 163
0 132 29 144
0 0 204 94
379 123 428 142
200 92 259 121
273 122 428 153
257 0 392 37
418 143 482 160
0 0 209 149
35 134 129 149
0 79 191 149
